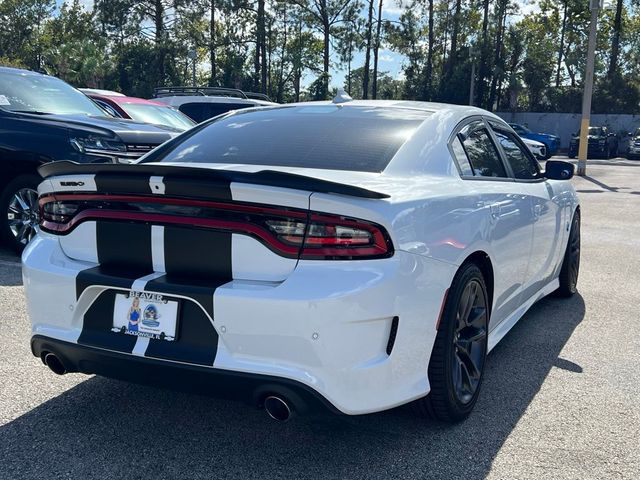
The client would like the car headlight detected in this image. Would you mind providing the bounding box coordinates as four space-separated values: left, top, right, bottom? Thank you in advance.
70 136 127 154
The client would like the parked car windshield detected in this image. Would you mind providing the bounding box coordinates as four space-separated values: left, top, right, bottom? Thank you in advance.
143 106 430 172
122 103 196 130
0 71 107 116
510 124 531 134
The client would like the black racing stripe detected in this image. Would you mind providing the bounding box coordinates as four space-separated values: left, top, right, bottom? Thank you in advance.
75 265 147 300
76 220 154 354
163 226 232 280
143 297 218 366
144 275 226 320
94 172 151 195
77 290 138 353
144 276 228 365
163 175 232 201
142 224 232 365
96 221 153 271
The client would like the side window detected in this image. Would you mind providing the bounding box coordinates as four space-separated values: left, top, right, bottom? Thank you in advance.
457 121 507 178
493 130 541 180
179 103 206 122
180 103 251 122
94 99 121 118
450 137 473 176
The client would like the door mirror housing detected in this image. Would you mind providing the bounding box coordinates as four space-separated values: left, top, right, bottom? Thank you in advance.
544 160 574 180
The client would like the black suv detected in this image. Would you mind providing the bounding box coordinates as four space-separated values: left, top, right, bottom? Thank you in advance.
152 86 275 123
568 126 619 159
0 67 181 252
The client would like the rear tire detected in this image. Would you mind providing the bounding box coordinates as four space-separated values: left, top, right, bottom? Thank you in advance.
556 210 581 297
413 263 489 422
0 174 41 254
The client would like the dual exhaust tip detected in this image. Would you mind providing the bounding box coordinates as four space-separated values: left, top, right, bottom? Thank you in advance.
41 352 295 422
263 395 293 422
43 352 67 375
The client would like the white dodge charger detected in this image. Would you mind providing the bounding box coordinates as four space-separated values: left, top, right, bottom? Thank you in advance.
24 99 580 422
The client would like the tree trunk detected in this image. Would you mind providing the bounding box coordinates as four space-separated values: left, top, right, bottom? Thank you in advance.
255 0 266 92
446 0 462 81
476 0 490 108
555 0 567 87
276 5 288 103
362 0 374 99
372 0 384 99
422 0 434 100
488 3 506 110
347 25 353 95
323 19 330 97
209 0 216 86
608 0 623 79
294 19 302 102
154 0 165 87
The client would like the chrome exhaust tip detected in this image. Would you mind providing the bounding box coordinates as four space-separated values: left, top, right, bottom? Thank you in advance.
44 353 67 375
264 395 293 422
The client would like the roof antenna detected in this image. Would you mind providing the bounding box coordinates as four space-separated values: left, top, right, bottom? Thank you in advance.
332 88 353 104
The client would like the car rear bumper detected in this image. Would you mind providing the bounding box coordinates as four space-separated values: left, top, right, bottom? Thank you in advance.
31 335 339 414
23 233 456 415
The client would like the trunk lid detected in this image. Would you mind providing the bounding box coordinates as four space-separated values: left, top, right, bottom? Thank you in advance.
39 162 390 283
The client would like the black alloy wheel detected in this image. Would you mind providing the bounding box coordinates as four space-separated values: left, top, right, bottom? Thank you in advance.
413 262 489 422
451 279 488 405
1 174 41 253
556 211 581 297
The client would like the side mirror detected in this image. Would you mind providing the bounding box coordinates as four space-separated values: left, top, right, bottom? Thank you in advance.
545 160 574 180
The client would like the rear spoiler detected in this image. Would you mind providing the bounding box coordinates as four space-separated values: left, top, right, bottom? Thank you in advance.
38 161 390 199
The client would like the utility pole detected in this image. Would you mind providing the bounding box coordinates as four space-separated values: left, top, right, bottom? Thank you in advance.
188 49 197 87
577 0 601 176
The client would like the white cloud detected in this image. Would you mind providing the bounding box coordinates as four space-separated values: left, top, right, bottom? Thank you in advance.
379 54 395 63
382 0 410 16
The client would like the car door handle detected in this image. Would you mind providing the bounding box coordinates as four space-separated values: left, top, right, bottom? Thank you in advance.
533 204 542 219
489 203 500 219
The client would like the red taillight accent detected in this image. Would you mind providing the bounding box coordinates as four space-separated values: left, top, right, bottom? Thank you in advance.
39 193 393 260
298 214 390 259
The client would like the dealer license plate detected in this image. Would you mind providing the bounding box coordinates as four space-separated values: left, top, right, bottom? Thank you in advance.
112 291 179 341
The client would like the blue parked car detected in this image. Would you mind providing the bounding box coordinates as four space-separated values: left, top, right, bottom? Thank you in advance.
509 123 560 159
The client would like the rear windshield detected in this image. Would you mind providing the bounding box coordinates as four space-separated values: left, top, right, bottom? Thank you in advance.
144 106 429 172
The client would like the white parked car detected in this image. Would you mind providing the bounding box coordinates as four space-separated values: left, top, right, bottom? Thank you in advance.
520 137 547 160
24 99 580 422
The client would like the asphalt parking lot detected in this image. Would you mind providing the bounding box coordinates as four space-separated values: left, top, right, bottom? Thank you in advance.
1 158 638 479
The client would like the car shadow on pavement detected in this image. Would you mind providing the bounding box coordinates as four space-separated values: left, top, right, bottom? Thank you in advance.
0 294 585 480
0 262 22 286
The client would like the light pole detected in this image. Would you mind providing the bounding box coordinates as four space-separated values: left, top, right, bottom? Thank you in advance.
188 49 197 87
577 0 601 176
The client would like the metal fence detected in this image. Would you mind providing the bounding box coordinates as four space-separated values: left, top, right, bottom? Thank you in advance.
496 112 640 150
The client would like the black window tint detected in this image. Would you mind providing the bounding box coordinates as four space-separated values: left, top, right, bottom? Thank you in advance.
450 137 473 176
145 106 430 172
179 102 250 123
493 130 540 180
94 99 121 118
458 121 507 178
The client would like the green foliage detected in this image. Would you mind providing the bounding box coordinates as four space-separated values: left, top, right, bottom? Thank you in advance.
0 0 639 113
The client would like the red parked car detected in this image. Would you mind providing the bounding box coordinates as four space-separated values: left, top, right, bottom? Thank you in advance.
81 89 196 131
